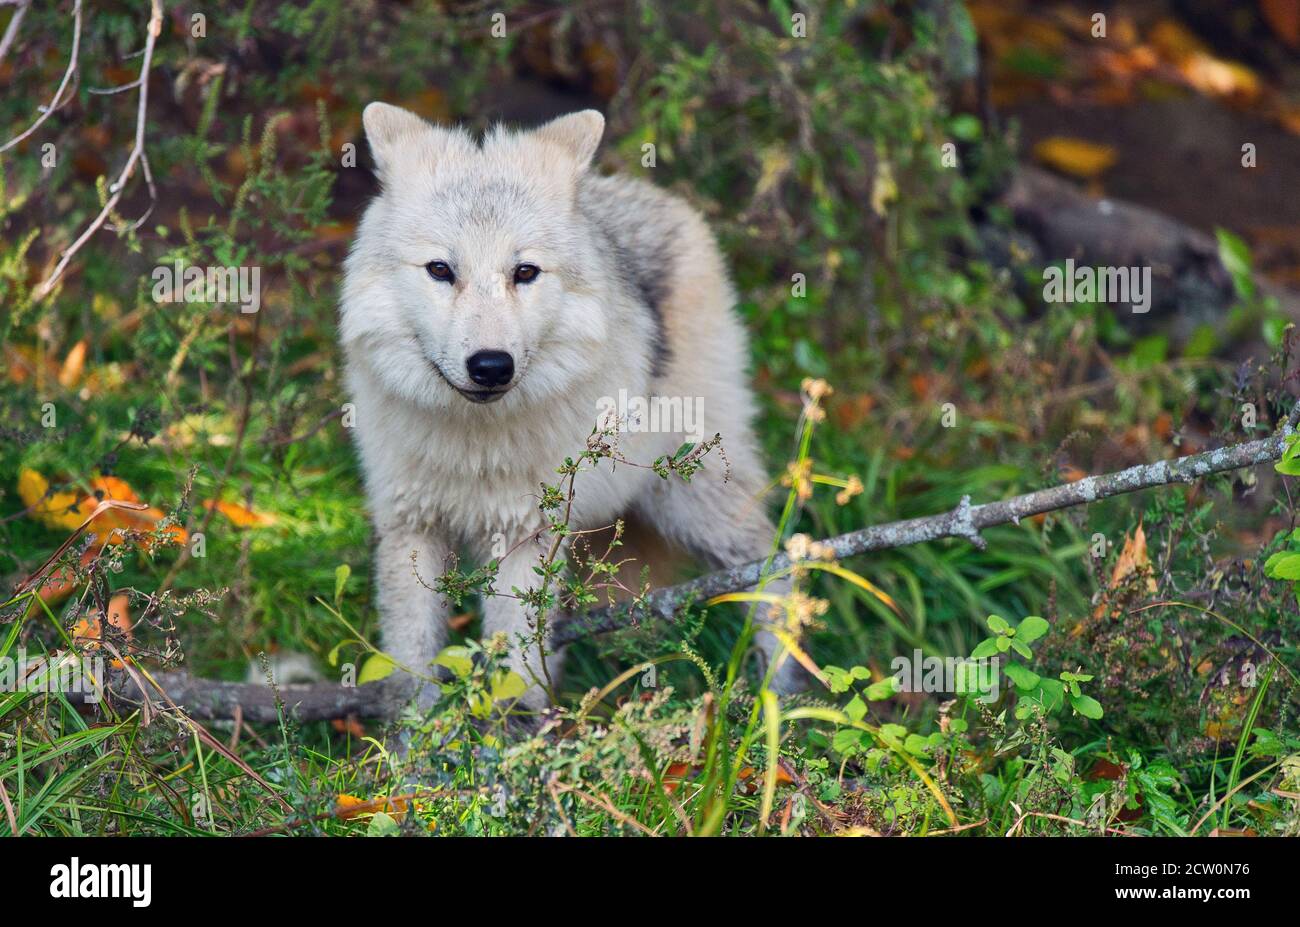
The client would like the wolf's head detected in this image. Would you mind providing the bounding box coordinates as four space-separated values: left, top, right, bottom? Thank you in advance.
341 104 613 411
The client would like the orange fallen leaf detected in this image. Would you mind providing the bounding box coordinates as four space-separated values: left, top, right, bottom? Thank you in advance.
1108 523 1157 594
335 794 409 823
202 499 277 528
17 468 187 547
71 592 132 668
58 340 87 388
1032 136 1117 180
330 716 366 739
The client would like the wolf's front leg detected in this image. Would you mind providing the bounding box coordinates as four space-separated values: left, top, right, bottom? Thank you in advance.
374 527 452 711
482 535 566 712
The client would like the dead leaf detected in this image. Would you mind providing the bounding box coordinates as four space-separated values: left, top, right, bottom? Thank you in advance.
335 794 408 823
1032 136 1118 179
72 592 132 668
202 499 277 528
1108 524 1158 594
58 340 87 388
17 468 187 546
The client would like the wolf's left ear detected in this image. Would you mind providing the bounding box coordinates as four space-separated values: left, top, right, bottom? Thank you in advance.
533 110 605 171
362 102 432 181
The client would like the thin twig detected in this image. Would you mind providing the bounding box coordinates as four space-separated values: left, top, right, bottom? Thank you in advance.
30 0 161 301
0 0 79 155
0 0 30 68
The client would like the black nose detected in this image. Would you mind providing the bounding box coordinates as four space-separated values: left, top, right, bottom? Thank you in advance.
465 350 514 388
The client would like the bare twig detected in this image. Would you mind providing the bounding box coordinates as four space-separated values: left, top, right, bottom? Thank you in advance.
0 0 79 155
58 403 1300 721
0 0 30 69
30 0 161 301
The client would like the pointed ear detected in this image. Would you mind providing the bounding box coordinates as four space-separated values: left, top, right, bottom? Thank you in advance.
362 102 433 179
533 110 605 171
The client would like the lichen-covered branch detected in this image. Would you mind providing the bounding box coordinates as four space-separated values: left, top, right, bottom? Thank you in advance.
82 411 1299 720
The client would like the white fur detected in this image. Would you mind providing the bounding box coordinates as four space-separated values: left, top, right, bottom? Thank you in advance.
341 106 796 710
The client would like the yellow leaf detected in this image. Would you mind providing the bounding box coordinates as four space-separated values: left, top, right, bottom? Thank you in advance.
1032 137 1117 179
18 468 84 531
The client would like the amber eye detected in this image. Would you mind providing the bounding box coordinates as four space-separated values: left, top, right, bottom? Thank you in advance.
425 261 455 284
513 263 540 285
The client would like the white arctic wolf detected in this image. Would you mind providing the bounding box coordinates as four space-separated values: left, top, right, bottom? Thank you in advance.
341 104 796 710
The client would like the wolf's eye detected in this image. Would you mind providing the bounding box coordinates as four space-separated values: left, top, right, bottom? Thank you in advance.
513 263 540 285
425 261 455 284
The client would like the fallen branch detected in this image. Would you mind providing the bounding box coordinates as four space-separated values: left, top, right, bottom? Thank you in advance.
73 404 1299 720
552 407 1299 645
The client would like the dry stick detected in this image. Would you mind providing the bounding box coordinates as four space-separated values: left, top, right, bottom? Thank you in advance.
29 0 161 301
74 403 1300 722
0 0 79 155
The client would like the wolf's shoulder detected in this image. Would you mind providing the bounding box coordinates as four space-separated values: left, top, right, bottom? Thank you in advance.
578 172 712 248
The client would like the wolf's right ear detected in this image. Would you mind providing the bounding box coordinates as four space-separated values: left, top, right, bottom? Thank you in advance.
362 102 432 181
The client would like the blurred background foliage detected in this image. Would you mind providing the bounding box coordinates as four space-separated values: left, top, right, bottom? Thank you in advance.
1 0 1298 834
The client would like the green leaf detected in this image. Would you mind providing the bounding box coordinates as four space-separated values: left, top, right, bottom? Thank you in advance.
903 733 931 756
845 694 867 721
1216 227 1255 300
1264 551 1300 580
433 645 474 677
949 114 982 142
1010 639 1033 659
1016 615 1049 643
971 638 1000 659
986 614 1010 633
832 728 864 755
366 811 401 836
334 563 351 604
865 677 897 700
1004 664 1041 689
491 670 528 702
995 636 1011 653
878 723 908 750
1070 694 1104 719
358 652 396 684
